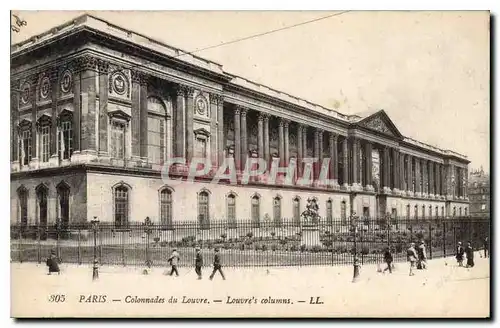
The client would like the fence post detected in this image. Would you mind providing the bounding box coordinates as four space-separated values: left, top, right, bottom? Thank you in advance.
442 221 446 258
56 218 61 262
428 221 432 259
77 226 82 265
121 231 126 266
37 222 41 264
19 225 23 263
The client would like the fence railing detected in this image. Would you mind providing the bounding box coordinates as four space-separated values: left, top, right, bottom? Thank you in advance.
10 217 490 268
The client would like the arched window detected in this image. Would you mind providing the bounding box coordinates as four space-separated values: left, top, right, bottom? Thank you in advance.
459 207 462 217
57 182 70 229
441 206 445 218
251 194 260 228
406 204 411 219
114 185 129 228
273 196 282 227
35 184 48 228
147 97 168 164
465 207 468 217
17 186 28 229
414 205 418 220
453 206 456 217
341 201 347 224
422 205 426 219
160 188 173 229
293 197 301 226
227 193 237 228
435 206 439 219
198 190 210 229
429 205 432 219
326 199 333 225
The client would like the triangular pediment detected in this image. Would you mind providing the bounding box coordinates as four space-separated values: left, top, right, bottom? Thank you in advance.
357 110 403 139
108 109 131 121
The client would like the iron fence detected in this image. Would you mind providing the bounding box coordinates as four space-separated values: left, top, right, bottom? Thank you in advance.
10 217 490 268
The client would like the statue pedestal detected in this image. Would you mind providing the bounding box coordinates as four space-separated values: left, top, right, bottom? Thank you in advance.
300 225 322 247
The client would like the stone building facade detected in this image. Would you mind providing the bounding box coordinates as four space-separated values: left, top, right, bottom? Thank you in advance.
10 15 470 228
468 168 490 219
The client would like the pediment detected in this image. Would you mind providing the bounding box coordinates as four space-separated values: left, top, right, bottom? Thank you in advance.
357 110 403 139
108 109 131 121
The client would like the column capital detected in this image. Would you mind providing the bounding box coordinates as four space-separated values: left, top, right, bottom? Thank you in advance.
281 118 290 128
329 132 338 142
97 59 110 74
209 93 224 105
258 112 265 122
314 129 323 137
131 69 148 86
178 84 195 97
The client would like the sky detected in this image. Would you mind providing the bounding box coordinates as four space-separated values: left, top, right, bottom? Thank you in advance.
11 10 490 172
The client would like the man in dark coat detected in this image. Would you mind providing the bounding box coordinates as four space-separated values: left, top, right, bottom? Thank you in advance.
383 247 393 274
483 237 489 258
456 242 465 267
407 243 418 276
466 242 475 268
46 249 60 275
194 247 203 280
209 248 225 280
417 240 427 270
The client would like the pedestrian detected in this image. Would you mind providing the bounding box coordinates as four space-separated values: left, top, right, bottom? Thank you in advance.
383 247 393 274
167 248 180 277
466 242 475 268
195 247 203 280
407 243 418 276
483 237 489 258
46 249 60 275
417 240 427 270
456 242 465 267
209 248 225 281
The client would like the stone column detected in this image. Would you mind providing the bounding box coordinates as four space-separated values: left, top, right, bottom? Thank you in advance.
257 113 264 159
302 126 308 159
139 75 148 161
364 141 373 189
406 154 413 195
185 86 195 164
429 161 435 196
175 87 186 158
240 107 248 169
97 60 109 157
297 124 303 177
392 148 399 192
263 114 270 165
46 68 58 166
342 137 349 188
278 119 285 167
78 55 98 156
464 167 469 199
131 73 141 159
400 153 405 191
330 133 338 186
422 159 428 195
216 95 224 166
382 147 390 191
71 63 81 155
234 107 241 171
10 79 19 166
284 120 290 166
313 129 320 179
30 74 38 165
351 138 360 188
414 158 421 195
436 163 441 196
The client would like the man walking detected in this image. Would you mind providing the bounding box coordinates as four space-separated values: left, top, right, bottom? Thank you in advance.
483 237 489 258
407 243 418 276
466 242 475 268
46 249 60 275
383 247 393 274
417 240 427 270
168 248 180 277
209 248 225 281
195 247 203 280
456 242 465 267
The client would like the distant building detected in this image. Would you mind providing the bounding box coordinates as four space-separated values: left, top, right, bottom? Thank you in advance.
468 168 490 219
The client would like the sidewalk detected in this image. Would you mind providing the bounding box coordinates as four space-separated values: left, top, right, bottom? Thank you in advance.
11 252 489 318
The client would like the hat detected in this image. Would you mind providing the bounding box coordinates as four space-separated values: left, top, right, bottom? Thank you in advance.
50 249 56 255
172 248 177 251
458 242 462 245
215 248 220 252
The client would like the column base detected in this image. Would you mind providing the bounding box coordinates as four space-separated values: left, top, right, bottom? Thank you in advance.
28 158 39 170
11 161 20 172
392 188 401 195
364 184 375 192
351 183 363 192
48 154 59 167
71 150 98 163
406 190 414 197
383 187 392 194
329 180 341 190
414 192 422 197
341 183 350 191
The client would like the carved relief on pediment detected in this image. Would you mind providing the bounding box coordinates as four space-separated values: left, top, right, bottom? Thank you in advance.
360 116 393 135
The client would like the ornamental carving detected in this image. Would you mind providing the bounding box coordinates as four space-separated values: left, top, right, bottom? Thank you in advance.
60 70 72 94
131 69 148 85
97 59 109 74
75 55 98 72
195 95 208 116
40 76 51 99
113 74 127 95
289 131 297 146
20 82 30 104
361 116 392 135
179 85 195 97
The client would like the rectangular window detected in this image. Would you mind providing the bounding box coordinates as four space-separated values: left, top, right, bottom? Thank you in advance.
251 197 260 228
111 121 126 159
147 117 164 164
59 121 73 160
160 191 173 229
20 129 32 165
40 125 50 162
326 201 333 225
195 137 207 158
